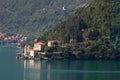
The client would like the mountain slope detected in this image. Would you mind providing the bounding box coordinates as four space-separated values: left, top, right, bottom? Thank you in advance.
0 0 92 38
41 0 120 59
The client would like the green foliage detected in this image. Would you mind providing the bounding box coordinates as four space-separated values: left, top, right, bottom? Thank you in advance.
88 29 101 40
42 0 120 60
0 0 91 38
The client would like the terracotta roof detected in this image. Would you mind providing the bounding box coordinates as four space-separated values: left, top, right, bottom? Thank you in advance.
34 41 45 45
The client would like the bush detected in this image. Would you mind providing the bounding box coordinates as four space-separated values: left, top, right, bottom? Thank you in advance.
88 29 101 40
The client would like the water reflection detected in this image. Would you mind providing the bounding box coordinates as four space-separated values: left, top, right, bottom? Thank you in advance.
23 60 120 80
24 60 41 80
23 60 54 80
23 60 81 80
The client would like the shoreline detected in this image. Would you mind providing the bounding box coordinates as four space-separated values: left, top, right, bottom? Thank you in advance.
16 53 120 61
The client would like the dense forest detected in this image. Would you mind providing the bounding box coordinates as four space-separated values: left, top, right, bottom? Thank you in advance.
0 0 92 38
41 0 120 60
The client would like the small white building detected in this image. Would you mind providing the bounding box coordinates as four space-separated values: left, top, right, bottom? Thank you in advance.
48 40 60 47
62 6 66 11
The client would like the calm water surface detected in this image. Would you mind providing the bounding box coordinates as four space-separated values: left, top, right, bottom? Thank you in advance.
0 46 120 80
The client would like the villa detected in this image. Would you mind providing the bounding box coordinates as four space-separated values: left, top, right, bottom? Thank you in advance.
20 40 61 59
33 41 45 51
48 40 60 47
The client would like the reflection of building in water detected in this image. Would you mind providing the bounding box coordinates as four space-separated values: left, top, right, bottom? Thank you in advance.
47 64 51 80
23 60 53 80
23 60 86 80
24 60 41 80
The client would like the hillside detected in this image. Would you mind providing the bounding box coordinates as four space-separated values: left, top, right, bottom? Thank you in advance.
0 0 92 38
41 0 120 60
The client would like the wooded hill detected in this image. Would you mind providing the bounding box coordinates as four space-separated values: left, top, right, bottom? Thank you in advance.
0 0 92 38
41 0 120 60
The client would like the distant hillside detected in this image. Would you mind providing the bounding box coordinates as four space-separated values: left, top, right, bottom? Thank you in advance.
41 0 120 59
0 0 92 38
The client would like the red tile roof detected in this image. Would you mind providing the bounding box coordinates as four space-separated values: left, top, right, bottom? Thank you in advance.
34 41 45 45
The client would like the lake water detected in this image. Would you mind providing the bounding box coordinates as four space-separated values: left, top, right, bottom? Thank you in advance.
0 46 120 80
